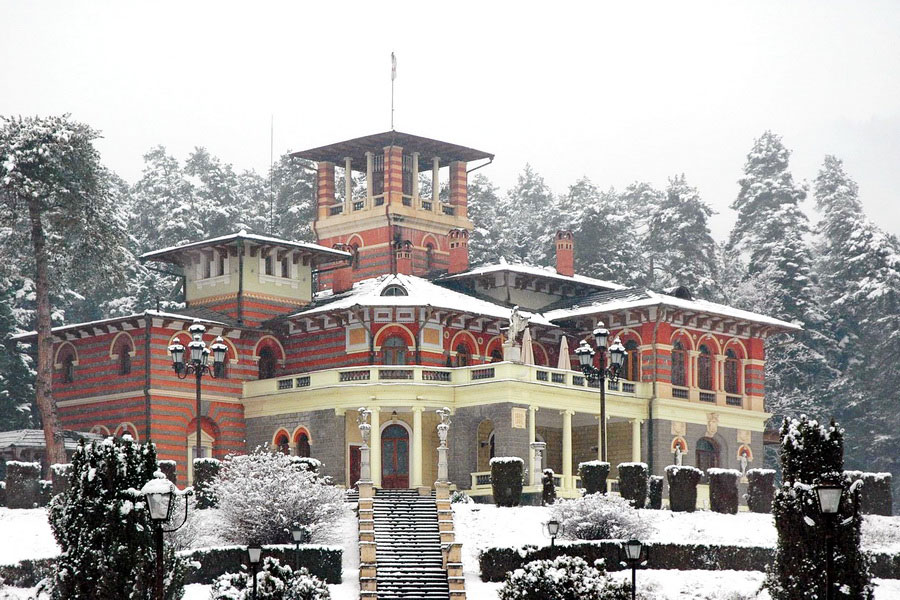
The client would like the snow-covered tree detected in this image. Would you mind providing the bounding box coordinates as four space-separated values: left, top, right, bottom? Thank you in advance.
211 450 345 545
269 154 317 242
210 557 331 600
0 277 35 430
497 165 557 266
467 173 503 267
646 174 718 298
0 115 129 466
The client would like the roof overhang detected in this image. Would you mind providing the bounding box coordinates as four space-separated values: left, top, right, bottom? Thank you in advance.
140 232 351 267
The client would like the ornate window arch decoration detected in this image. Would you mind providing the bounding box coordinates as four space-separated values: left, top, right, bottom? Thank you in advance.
696 333 722 354
373 324 416 350
253 335 286 363
110 332 136 376
346 234 364 270
420 233 442 253
54 341 79 370
698 344 714 391
449 331 479 362
292 426 312 458
114 422 139 441
90 425 111 437
272 428 291 455
671 436 688 454
483 335 504 362
670 328 695 351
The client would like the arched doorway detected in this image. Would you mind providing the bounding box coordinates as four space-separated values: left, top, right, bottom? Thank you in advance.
696 437 720 473
381 423 410 488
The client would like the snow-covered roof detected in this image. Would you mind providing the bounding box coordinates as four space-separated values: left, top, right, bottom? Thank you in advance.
0 429 104 451
286 274 555 327
140 231 351 264
544 288 801 331
439 261 626 291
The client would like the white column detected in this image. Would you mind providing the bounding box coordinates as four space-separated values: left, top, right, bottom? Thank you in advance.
344 157 352 212
562 410 573 489
432 156 440 211
631 419 642 463
528 406 538 485
366 151 374 200
411 152 420 200
369 408 381 487
412 406 423 488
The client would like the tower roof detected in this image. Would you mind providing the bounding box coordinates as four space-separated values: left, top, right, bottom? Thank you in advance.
291 131 493 171
140 232 350 266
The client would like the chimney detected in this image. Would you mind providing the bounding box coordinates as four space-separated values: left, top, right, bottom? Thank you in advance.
448 229 469 274
331 244 354 294
316 162 335 220
449 160 467 219
395 240 412 275
555 230 574 277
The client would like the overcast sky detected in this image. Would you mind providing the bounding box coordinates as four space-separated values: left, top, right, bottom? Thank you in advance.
2 1 899 240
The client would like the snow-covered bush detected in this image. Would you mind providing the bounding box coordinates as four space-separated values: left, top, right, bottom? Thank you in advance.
209 556 330 600
578 461 609 495
647 475 663 510
490 457 524 507
193 457 220 509
38 479 52 507
497 555 630 600
50 463 72 498
765 415 873 599
212 450 344 545
541 468 556 506
845 471 893 516
47 437 186 599
708 468 740 514
616 462 648 508
6 461 40 508
550 492 651 541
450 490 473 504
158 460 178 485
745 469 775 513
665 465 701 512
0 481 5 506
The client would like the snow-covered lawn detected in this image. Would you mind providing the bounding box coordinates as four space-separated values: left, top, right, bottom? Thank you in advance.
0 509 59 564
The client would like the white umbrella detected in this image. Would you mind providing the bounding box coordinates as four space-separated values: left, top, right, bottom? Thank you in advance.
521 327 535 365
557 336 572 370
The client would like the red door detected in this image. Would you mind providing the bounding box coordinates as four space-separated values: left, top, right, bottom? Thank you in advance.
349 445 361 488
381 424 410 489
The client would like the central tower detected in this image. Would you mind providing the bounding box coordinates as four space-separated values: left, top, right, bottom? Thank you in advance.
292 131 492 290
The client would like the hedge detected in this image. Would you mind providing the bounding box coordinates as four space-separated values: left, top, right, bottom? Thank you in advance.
578 461 610 495
477 541 900 582
38 480 52 507
6 461 41 509
616 462 648 508
665 465 701 513
541 468 556 506
0 481 6 507
50 464 72 498
158 460 178 486
0 545 342 588
746 469 775 513
845 471 893 516
490 457 523 507
193 458 221 509
708 468 740 514
648 476 663 510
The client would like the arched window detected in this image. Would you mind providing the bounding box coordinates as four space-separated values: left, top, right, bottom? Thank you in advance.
296 432 311 458
490 348 503 363
381 336 408 365
698 345 713 390
425 244 435 272
117 340 132 376
622 340 640 382
274 431 290 455
488 431 496 461
725 349 740 394
63 355 76 384
696 437 719 472
381 285 408 297
258 347 277 380
671 341 686 387
456 343 471 367
350 244 360 270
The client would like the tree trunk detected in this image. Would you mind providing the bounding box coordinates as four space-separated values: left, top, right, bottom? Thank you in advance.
27 195 67 467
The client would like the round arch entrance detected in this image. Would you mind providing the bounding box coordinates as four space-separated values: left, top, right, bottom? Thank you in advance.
381 423 410 488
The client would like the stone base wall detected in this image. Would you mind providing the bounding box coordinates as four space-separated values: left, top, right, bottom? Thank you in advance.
245 410 345 484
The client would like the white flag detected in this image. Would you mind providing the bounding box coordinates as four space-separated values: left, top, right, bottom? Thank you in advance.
391 52 397 81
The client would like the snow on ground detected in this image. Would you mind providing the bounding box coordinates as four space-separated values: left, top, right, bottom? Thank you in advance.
0 509 59 564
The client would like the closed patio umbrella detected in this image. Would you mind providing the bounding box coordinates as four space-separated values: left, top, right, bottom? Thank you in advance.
557 336 572 370
521 327 535 365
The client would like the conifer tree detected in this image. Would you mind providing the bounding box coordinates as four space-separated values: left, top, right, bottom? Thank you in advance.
0 277 35 430
571 186 645 286
269 153 316 242
466 173 503 267
497 165 557 265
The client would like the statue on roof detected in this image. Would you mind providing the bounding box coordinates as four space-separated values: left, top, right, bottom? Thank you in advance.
506 306 530 344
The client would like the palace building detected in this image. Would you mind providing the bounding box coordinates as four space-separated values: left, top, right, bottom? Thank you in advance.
21 130 797 502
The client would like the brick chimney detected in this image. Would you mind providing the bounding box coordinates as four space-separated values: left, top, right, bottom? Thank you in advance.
449 161 467 219
316 161 335 220
448 229 469 274
395 240 413 275
555 230 574 277
331 244 354 294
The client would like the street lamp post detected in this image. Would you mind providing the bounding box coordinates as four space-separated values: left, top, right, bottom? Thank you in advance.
290 524 306 571
247 544 263 600
622 539 644 600
140 474 192 600
815 481 844 600
574 324 627 462
168 321 227 473
545 519 560 548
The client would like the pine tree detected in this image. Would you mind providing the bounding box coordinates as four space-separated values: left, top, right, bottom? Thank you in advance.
0 277 35 430
466 173 503 267
646 174 718 298
269 153 316 242
497 165 557 265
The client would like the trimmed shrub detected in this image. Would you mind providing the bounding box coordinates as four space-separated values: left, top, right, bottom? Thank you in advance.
158 460 178 486
846 471 893 516
193 457 221 509
38 479 52 507
665 465 701 512
209 556 331 600
578 461 610 495
0 481 5 507
497 555 630 600
541 468 556 506
746 468 775 513
50 464 72 498
708 468 740 514
550 492 651 541
648 475 663 510
5 461 41 509
616 462 648 508
290 457 322 474
490 457 524 507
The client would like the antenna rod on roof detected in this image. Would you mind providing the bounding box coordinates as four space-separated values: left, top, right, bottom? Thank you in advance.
269 115 275 234
390 52 397 130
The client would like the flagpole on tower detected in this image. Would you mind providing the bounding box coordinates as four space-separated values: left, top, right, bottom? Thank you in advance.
391 52 397 130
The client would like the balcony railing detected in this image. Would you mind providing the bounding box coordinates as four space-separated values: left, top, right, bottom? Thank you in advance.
699 391 716 403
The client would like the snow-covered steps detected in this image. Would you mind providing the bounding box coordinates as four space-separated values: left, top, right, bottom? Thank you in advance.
372 488 458 600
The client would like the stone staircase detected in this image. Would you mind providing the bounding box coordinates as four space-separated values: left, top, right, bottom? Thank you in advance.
358 485 464 600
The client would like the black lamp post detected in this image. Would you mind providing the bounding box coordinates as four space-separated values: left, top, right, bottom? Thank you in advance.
546 519 560 548
168 321 227 474
815 481 844 600
290 524 305 571
140 475 191 600
574 324 627 462
622 539 644 600
247 544 263 600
